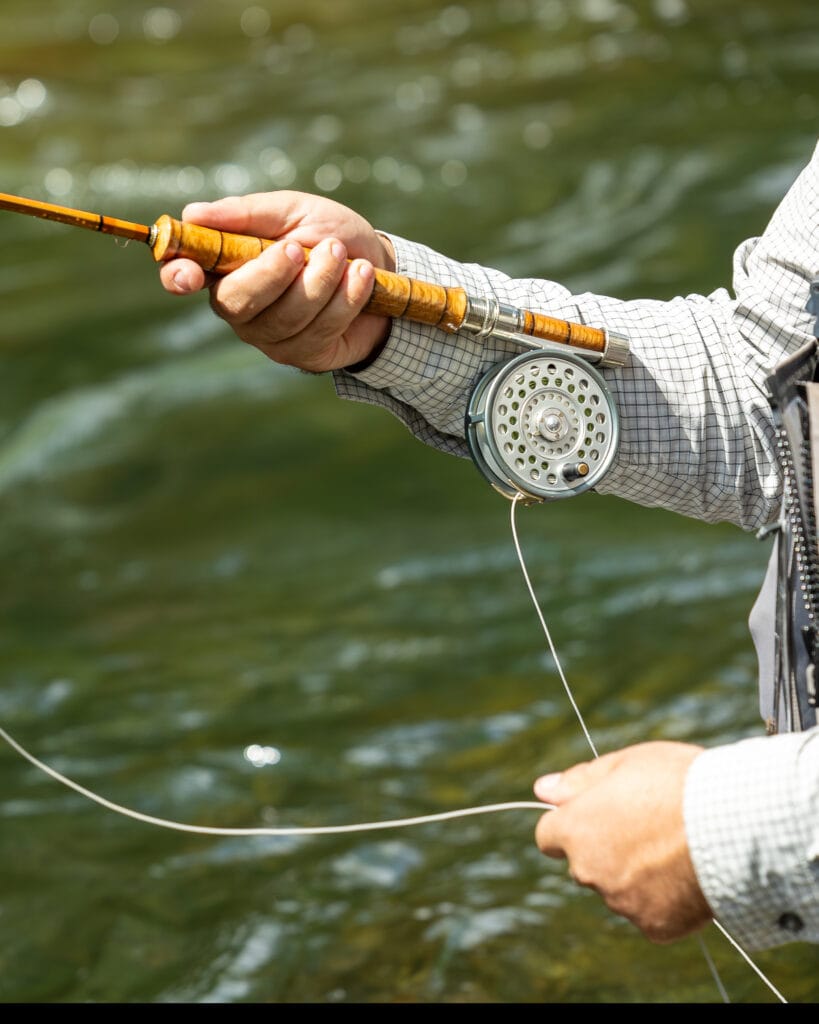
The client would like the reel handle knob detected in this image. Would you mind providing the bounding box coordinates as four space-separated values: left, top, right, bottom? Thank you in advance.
562 462 590 482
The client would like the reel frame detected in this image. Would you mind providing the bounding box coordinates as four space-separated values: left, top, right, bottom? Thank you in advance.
465 345 620 504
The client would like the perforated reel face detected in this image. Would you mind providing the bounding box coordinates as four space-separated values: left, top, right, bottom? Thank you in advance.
466 350 620 502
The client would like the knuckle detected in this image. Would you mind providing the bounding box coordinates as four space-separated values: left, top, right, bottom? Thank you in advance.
307 268 343 301
634 914 671 944
270 306 312 338
305 243 345 293
568 865 597 892
565 849 596 890
209 286 242 323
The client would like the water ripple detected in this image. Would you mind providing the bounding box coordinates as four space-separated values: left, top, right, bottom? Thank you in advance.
0 345 284 493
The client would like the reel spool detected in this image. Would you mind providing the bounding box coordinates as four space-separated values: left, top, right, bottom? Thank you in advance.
466 349 619 503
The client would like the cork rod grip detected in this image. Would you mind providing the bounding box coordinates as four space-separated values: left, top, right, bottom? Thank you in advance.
151 215 274 273
521 311 606 354
149 215 607 352
150 214 471 330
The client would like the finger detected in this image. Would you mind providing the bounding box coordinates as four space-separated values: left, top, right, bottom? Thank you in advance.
288 237 349 311
539 747 631 805
228 236 348 337
180 193 306 242
533 756 602 806
159 257 209 295
250 258 376 362
208 238 307 326
533 808 567 860
253 258 378 370
181 196 268 234
533 771 566 805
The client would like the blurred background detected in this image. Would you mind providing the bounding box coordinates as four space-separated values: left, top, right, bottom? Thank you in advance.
0 0 817 1004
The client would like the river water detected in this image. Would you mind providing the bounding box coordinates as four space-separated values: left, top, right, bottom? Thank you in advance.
0 0 817 1004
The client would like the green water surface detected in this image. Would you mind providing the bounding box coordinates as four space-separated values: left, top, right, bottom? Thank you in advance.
0 0 817 1004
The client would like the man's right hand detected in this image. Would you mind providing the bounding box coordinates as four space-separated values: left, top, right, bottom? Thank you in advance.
157 191 396 373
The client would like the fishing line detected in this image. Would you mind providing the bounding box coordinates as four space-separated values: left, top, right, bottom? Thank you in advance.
0 488 788 1003
697 935 731 1004
509 493 597 757
0 189 794 1002
508 492 787 1005
0 724 549 835
0 498 553 841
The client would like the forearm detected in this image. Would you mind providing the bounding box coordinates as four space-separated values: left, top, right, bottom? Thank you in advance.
336 142 819 529
334 234 800 530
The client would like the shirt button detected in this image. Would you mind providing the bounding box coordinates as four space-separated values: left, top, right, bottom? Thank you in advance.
777 912 804 933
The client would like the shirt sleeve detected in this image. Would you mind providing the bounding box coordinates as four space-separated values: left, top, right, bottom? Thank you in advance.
684 726 819 951
333 139 819 949
333 139 819 533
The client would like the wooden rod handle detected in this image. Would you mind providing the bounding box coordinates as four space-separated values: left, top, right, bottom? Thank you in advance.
520 311 606 353
365 273 468 331
150 215 607 353
151 215 273 272
150 214 471 329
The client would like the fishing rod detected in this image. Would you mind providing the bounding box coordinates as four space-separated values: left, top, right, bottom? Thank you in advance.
0 192 791 1004
0 190 629 504
0 191 628 368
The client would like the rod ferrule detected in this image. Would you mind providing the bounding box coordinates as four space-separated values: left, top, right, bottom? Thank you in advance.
461 295 524 339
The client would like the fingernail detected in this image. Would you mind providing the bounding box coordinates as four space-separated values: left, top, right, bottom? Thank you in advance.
172 269 192 294
181 202 211 221
355 261 374 283
330 240 346 260
533 773 561 799
284 241 304 265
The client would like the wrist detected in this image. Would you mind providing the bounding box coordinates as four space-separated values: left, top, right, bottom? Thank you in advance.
375 232 396 273
342 320 391 374
343 233 394 374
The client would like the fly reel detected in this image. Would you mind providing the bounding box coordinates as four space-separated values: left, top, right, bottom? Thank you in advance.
466 349 619 503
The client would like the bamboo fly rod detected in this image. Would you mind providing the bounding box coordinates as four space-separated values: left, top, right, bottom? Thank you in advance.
0 191 628 365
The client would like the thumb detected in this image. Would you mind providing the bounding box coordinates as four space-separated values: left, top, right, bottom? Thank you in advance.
533 755 606 806
532 756 613 860
533 771 568 805
531 769 582 860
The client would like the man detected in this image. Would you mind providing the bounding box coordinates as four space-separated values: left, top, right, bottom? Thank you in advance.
158 137 819 952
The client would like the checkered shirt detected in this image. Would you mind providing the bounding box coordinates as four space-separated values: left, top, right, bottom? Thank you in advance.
333 139 819 950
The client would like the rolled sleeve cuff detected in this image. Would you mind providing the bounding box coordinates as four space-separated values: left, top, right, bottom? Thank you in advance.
684 728 819 950
332 234 525 455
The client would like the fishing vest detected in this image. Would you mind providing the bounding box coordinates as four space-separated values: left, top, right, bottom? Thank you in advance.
749 278 819 735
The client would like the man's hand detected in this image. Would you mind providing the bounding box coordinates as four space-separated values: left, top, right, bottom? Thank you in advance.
158 191 396 373
534 741 713 943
